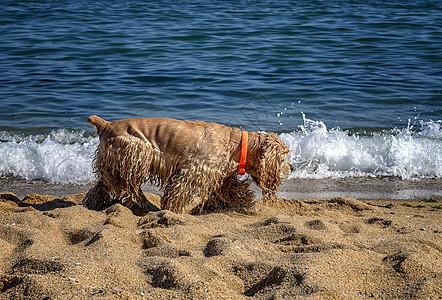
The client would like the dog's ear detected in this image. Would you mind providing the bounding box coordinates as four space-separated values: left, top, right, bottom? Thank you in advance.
256 135 290 198
87 115 109 135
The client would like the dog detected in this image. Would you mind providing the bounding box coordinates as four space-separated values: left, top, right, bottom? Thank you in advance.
84 115 292 213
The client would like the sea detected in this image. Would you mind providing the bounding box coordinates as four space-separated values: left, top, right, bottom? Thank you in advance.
0 0 441 199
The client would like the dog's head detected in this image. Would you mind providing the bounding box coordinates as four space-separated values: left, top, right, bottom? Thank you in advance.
246 133 291 197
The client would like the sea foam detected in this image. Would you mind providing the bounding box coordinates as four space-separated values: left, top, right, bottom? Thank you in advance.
0 118 441 184
280 115 441 179
0 130 97 184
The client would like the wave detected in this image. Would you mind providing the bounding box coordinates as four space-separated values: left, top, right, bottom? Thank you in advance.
280 114 441 180
0 117 441 184
0 129 97 184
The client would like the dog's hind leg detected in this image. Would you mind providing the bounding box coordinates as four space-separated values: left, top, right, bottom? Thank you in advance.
84 179 118 210
160 168 200 213
121 186 150 210
84 171 148 211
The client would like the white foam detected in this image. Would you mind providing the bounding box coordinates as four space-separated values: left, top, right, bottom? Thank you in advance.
279 115 442 179
0 129 97 184
0 118 441 184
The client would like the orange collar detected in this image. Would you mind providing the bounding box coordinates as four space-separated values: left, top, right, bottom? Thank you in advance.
238 131 248 175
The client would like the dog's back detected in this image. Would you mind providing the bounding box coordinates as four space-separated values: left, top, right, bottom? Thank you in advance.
87 115 237 154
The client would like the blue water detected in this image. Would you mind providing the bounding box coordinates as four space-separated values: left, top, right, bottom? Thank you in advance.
0 0 441 183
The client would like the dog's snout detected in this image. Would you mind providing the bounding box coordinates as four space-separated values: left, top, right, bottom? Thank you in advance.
281 162 292 178
289 163 294 172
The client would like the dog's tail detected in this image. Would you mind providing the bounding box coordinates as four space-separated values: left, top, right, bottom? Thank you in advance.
87 115 110 134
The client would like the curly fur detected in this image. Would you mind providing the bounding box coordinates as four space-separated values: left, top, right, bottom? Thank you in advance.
253 135 290 202
84 116 291 213
195 175 256 213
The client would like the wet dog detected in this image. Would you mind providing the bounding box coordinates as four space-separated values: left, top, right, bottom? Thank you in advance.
84 115 291 213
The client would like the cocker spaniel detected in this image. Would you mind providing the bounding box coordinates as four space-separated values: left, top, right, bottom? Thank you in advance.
84 115 292 213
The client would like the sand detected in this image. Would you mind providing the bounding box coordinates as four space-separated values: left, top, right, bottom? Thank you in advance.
0 191 441 299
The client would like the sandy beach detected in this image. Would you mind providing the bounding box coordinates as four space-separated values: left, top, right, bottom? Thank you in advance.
0 181 441 299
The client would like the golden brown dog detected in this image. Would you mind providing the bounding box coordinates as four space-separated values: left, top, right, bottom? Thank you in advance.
84 115 291 213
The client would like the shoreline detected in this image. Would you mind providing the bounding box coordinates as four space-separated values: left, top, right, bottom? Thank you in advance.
1 177 441 202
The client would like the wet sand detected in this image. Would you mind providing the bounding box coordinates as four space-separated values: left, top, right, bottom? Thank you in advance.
1 177 441 201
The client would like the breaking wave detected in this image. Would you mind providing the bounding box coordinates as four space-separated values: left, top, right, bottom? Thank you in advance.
0 116 441 184
0 130 97 184
280 115 441 179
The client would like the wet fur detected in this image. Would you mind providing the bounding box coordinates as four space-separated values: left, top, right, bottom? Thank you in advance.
84 116 291 213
